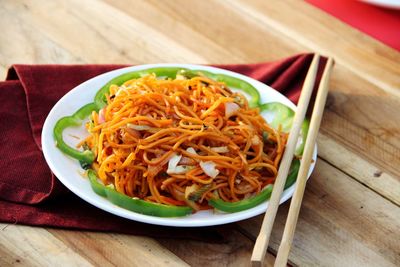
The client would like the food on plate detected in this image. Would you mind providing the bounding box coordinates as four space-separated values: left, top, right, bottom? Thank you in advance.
54 68 307 217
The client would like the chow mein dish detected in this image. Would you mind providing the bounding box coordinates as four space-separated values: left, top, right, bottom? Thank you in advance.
54 68 305 217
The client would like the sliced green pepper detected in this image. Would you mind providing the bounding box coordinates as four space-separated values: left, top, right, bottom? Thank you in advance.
95 67 187 108
95 68 261 108
260 102 309 156
54 103 97 164
56 68 191 163
88 170 193 217
209 159 300 213
177 69 261 108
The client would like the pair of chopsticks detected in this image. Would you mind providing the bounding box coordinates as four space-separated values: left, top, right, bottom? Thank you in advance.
251 54 334 267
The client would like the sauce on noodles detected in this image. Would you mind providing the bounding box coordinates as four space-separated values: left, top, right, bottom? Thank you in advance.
79 74 287 211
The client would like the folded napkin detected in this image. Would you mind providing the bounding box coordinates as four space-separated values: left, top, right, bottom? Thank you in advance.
0 54 326 241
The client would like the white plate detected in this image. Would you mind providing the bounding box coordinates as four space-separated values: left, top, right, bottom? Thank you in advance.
360 0 400 9
42 64 316 227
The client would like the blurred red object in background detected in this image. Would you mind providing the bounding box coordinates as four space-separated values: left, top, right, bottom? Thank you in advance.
306 0 400 51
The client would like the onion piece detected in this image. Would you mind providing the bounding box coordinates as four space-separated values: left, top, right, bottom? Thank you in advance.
146 127 162 134
225 102 240 117
185 184 212 202
184 184 199 200
126 124 161 133
210 146 229 153
115 85 127 96
183 185 201 211
127 123 151 131
200 161 219 178
166 154 182 174
251 135 260 145
175 74 187 80
186 147 198 155
98 108 106 124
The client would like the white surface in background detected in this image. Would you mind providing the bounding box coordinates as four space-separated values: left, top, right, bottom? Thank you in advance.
360 0 400 9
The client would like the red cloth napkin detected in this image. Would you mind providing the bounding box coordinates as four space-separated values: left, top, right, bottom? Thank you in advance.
306 0 400 51
0 54 326 240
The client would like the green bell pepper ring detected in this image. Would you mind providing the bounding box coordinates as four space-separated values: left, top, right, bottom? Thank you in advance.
53 102 97 165
87 170 193 217
260 102 309 156
177 69 261 108
54 68 185 164
209 159 300 213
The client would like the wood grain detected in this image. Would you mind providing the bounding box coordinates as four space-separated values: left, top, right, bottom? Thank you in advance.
49 229 189 267
0 224 189 267
159 226 276 267
0 2 83 76
238 159 400 266
0 0 399 266
318 132 400 205
0 225 92 266
233 0 400 96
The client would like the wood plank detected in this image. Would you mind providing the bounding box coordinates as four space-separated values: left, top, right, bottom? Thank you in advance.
232 0 400 97
321 108 400 179
238 159 400 266
322 63 400 179
0 224 189 267
0 2 84 78
0 224 279 267
1 0 207 66
49 229 189 267
101 0 245 64
158 226 277 267
318 132 400 205
133 0 302 63
0 224 92 266
0 66 7 80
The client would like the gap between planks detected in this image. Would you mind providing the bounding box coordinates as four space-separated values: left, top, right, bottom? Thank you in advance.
317 133 400 207
0 224 190 267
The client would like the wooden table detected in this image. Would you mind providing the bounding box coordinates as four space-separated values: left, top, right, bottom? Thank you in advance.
1 1 399 266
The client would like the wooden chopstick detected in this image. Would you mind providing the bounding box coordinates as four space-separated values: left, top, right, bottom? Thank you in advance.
251 54 320 267
274 57 334 267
